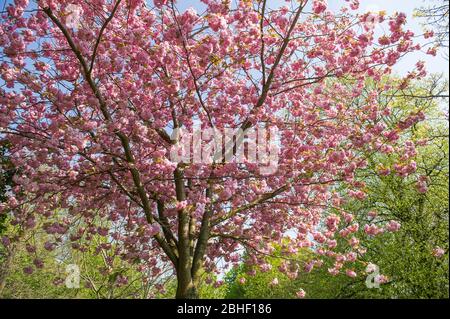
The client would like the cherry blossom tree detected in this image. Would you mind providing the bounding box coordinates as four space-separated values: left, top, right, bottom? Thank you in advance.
0 0 432 298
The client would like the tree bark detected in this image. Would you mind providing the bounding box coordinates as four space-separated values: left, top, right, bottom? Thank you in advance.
175 275 199 299
174 167 199 299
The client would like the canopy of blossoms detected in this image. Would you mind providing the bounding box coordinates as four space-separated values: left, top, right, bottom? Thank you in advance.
0 0 431 298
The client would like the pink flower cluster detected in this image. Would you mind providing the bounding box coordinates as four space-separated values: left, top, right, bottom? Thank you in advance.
432 247 445 258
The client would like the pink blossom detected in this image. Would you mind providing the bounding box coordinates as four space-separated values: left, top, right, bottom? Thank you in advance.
364 224 384 236
416 180 428 194
427 47 437 56
375 274 389 284
44 241 56 251
327 239 337 249
33 258 44 269
432 247 445 258
424 30 434 39
1 236 11 247
68 170 79 180
304 261 315 273
349 0 360 10
175 201 188 211
349 190 367 200
328 268 340 276
346 252 357 262
386 220 401 232
342 212 354 224
313 0 327 14
349 237 359 247
208 14 227 32
25 244 36 253
23 266 34 275
153 0 168 8
326 214 340 232
367 211 378 219
296 289 306 298
144 224 160 237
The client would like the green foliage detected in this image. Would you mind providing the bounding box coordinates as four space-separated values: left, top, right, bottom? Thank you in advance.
224 249 359 299
0 231 163 299
0 242 80 299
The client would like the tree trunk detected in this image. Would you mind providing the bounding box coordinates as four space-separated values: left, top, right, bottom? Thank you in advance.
176 275 199 299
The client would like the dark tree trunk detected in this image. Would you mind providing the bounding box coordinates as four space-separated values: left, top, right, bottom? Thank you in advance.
176 276 199 299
